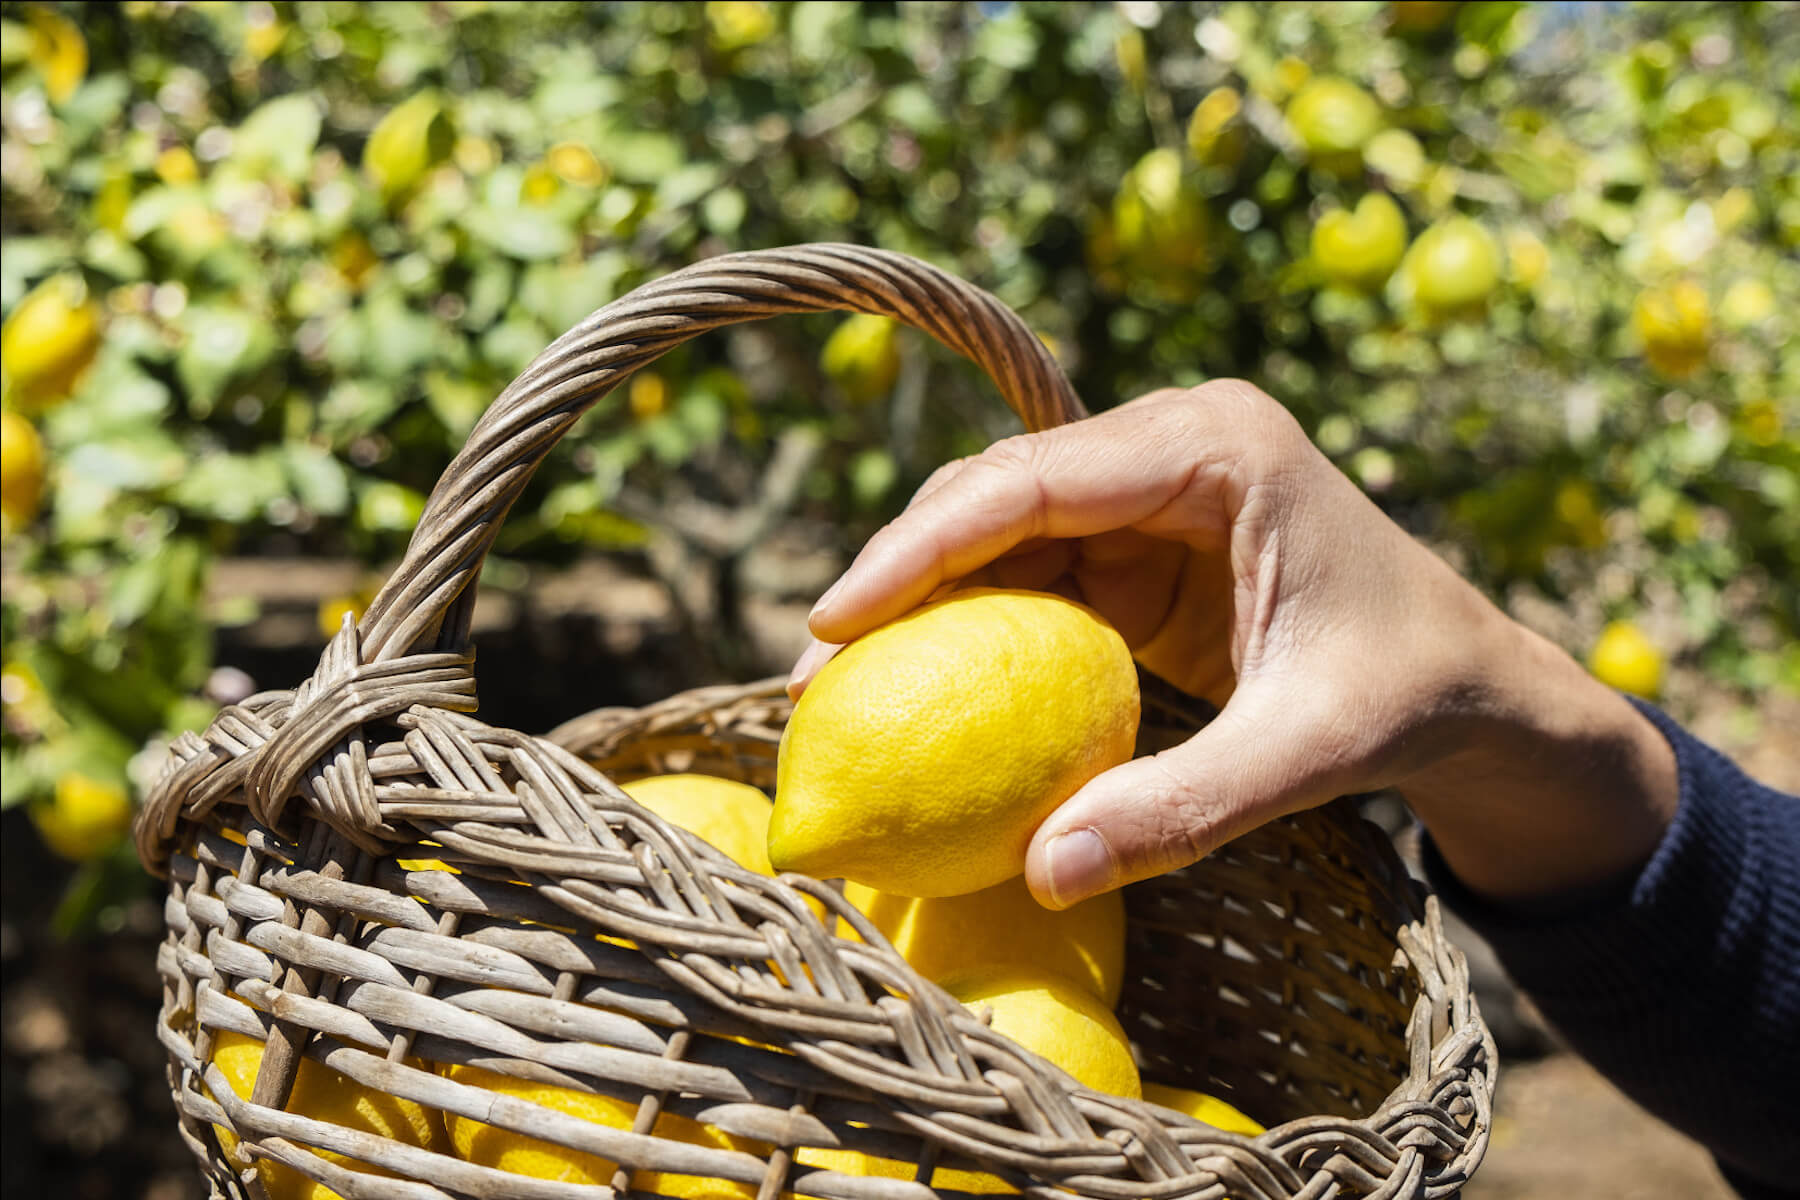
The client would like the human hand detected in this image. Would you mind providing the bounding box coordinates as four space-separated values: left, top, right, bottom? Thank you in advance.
789 381 1676 910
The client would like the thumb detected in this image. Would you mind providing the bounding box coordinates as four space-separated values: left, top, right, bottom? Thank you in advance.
1023 679 1352 909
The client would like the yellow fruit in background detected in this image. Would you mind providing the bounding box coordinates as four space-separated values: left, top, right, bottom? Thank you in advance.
1312 193 1409 290
1 273 103 413
1285 77 1383 159
1 408 47 530
1186 86 1246 168
1588 621 1664 700
1402 217 1501 312
820 314 901 406
1504 229 1550 288
622 774 776 876
769 589 1139 898
1142 1082 1265 1136
1112 148 1210 293
1632 280 1711 378
548 141 607 187
364 91 454 201
25 4 86 103
209 1030 448 1200
841 875 1126 1006
442 1063 762 1195
32 773 131 862
629 371 671 421
943 967 1141 1099
706 1 775 52
1363 128 1427 190
1719 278 1775 329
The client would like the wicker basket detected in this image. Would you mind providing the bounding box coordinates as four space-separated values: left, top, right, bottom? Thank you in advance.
136 245 1494 1200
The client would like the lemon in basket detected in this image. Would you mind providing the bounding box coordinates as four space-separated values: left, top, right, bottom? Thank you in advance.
840 875 1126 1006
207 1030 448 1200
441 1064 764 1195
622 774 776 875
769 589 1139 898
943 966 1141 1099
795 1145 1015 1195
1142 1081 1265 1136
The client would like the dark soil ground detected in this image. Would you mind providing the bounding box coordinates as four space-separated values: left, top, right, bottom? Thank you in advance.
4 557 1791 1199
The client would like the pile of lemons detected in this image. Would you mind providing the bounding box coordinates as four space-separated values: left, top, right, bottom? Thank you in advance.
208 588 1261 1197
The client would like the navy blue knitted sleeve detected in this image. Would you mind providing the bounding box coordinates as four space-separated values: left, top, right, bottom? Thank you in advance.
1419 697 1800 1193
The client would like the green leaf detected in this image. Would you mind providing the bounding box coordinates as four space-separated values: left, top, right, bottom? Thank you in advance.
171 451 288 522
232 94 322 182
283 443 351 516
462 205 577 261
176 304 277 417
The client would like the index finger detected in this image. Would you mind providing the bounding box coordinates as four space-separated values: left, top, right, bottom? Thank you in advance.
807 385 1258 643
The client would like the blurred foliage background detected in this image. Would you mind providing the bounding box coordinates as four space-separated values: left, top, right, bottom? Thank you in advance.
1 0 1796 931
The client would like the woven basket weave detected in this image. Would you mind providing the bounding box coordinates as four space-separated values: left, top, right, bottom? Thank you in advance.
136 245 1494 1200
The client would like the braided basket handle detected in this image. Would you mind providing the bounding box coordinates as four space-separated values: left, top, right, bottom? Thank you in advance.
137 245 1084 863
359 244 1085 665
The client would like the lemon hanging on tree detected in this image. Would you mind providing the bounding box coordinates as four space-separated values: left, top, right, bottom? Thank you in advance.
1 273 103 413
1401 217 1501 314
769 589 1139 898
1632 280 1711 378
31 773 132 862
1312 193 1409 290
1588 621 1664 699
820 313 901 405
1 408 46 531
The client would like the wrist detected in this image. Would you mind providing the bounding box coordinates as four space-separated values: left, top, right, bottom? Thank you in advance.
1398 613 1680 907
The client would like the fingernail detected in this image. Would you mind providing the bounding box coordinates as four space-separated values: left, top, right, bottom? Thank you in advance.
1045 828 1113 909
785 640 840 700
809 575 848 622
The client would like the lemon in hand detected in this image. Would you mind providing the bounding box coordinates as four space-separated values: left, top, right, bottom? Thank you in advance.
769 589 1139 899
841 875 1127 1006
944 967 1141 1099
622 774 775 875
1142 1082 1265 1136
442 1063 762 1195
208 1030 448 1200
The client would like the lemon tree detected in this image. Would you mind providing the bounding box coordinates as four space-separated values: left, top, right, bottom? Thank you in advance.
1 2 1796 943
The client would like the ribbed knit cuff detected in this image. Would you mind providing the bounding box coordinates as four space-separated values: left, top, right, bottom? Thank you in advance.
1417 696 1749 1011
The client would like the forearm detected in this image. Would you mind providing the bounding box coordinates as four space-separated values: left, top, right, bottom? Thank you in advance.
1397 608 1680 907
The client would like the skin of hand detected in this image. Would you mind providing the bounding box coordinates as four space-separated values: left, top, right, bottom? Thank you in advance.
788 381 1678 912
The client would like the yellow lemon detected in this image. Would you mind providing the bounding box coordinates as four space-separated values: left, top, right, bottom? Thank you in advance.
1588 621 1664 700
1632 280 1711 378
1719 278 1775 329
442 1063 763 1195
1402 218 1502 313
1 273 103 412
1286 77 1382 159
1112 148 1210 296
1 408 47 530
1311 193 1409 290
1186 86 1246 167
209 1030 448 1200
1142 1082 1265 1136
622 774 776 876
769 589 1139 898
629 371 672 421
795 1146 1014 1195
25 5 85 103
820 314 901 406
32 773 131 862
943 967 1141 1099
840 875 1126 1006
